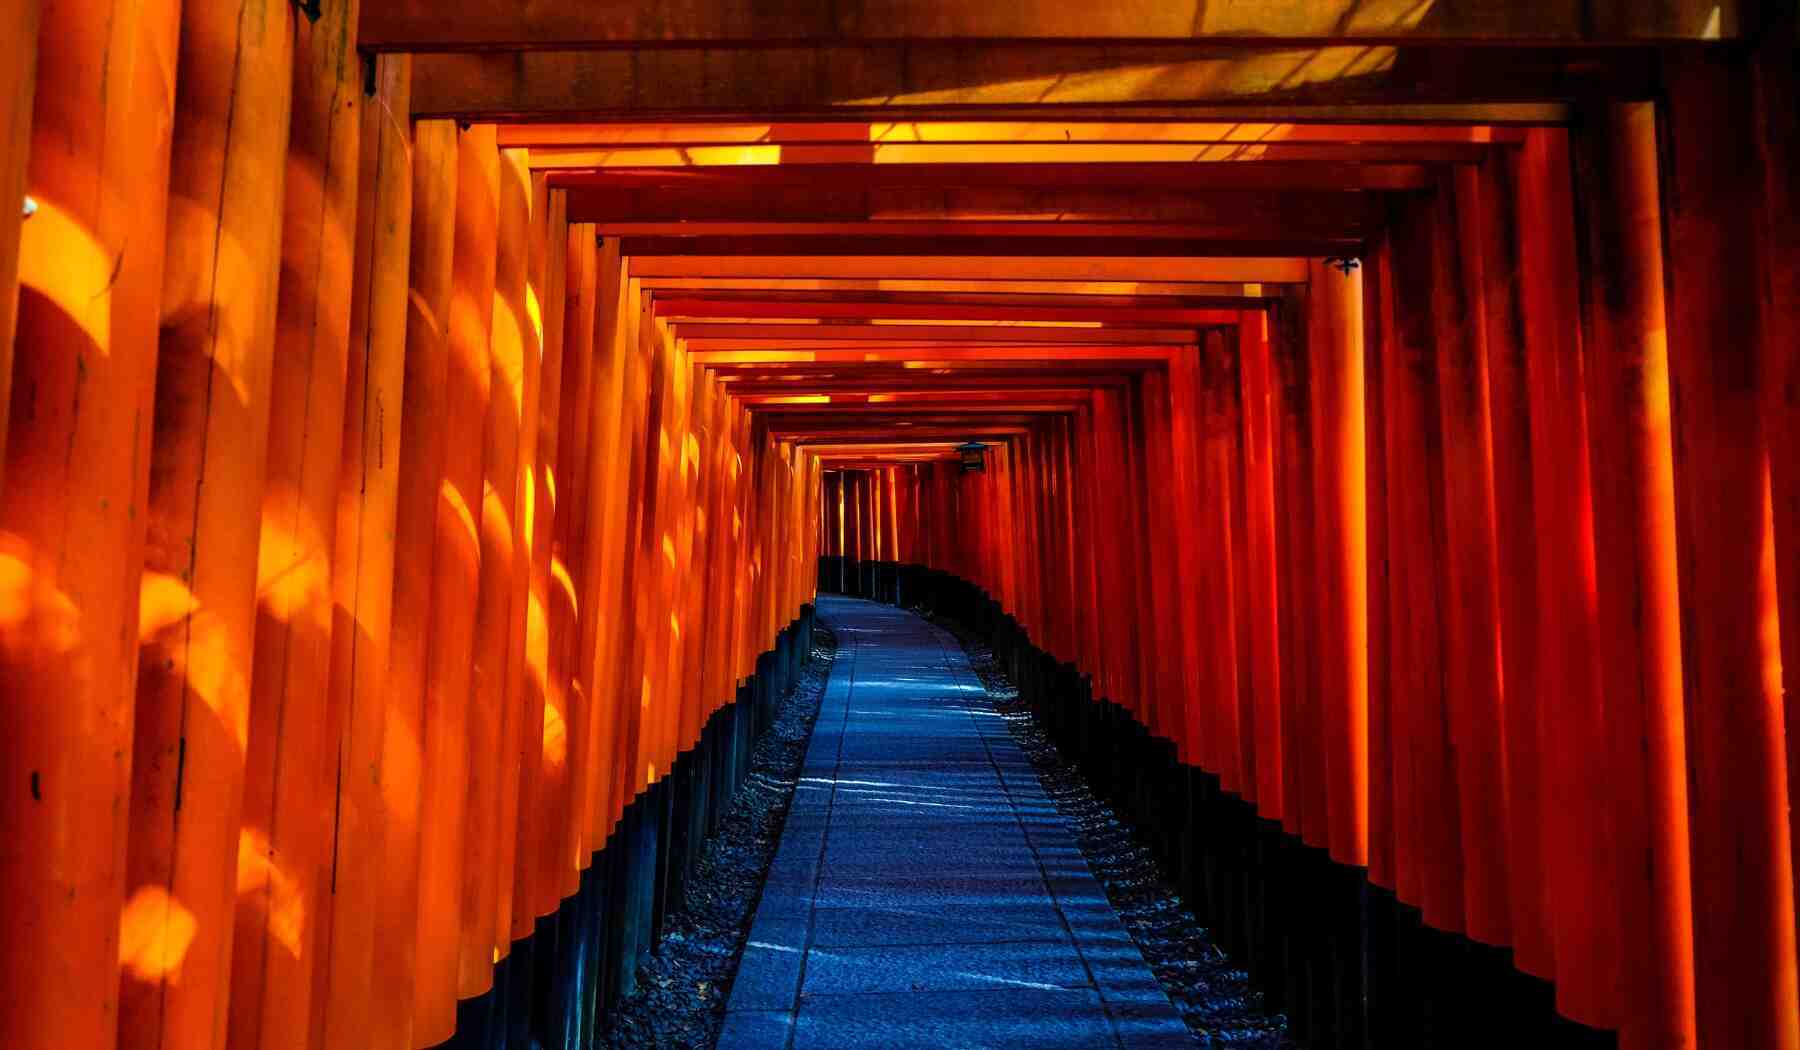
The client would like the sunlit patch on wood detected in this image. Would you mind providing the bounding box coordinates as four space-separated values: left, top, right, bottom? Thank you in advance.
119 887 198 983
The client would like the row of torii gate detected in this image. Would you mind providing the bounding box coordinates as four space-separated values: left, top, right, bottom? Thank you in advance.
2 3 1798 1050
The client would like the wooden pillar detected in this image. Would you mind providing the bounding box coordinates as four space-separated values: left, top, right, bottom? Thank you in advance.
1660 55 1798 1050
1482 139 1551 983
1569 101 1685 1039
494 154 544 959
606 285 654 831
675 369 720 750
123 5 295 1048
547 223 597 897
521 184 568 925
1237 311 1284 821
408 123 496 1038
1306 258 1369 870
1431 173 1511 947
1138 369 1187 745
1379 199 1462 934
372 116 458 1050
1752 16 1800 1016
233 4 362 1048
624 295 671 799
1119 388 1156 722
1360 246 1394 891
314 51 412 1050
1270 301 1323 845
1194 332 1245 788
580 240 635 846
0 0 38 484
1 4 179 1048
653 324 697 784
460 142 531 994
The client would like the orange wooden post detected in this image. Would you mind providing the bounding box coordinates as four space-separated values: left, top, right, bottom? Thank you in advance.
1237 312 1284 821
1091 389 1136 709
234 4 363 1046
522 188 569 923
1136 370 1185 745
314 51 412 1050
682 370 725 747
1165 349 1213 772
823 471 843 583
460 142 531 989
1430 175 1511 947
123 6 295 1048
1379 202 1463 934
547 224 598 895
607 285 656 830
1069 406 1104 699
408 123 496 1033
640 316 684 789
510 176 562 930
1659 56 1799 1050
1053 419 1075 669
1306 258 1369 869
494 153 545 958
1369 233 1424 909
2 5 179 1048
655 324 698 783
1478 142 1552 984
1191 335 1244 788
1570 102 1691 1040
0 0 37 486
1124 387 1160 728
373 116 458 1050
1359 250 1394 890
624 296 672 799
581 242 633 847
1751 18 1800 1014
714 407 738 711
1270 303 1324 845
676 369 721 751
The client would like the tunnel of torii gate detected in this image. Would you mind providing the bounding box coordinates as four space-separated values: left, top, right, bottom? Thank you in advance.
1 2 1798 1050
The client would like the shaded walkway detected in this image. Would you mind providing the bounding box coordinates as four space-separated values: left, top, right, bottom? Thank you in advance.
719 598 1190 1049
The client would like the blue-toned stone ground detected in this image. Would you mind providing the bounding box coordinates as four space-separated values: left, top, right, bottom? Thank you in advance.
717 597 1197 1050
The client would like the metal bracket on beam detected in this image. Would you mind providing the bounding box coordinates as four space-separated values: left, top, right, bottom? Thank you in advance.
1326 256 1361 275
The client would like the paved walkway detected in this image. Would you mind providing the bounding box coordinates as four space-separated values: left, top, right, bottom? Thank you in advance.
719 597 1190 1049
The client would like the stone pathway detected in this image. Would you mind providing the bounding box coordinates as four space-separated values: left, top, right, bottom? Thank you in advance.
718 597 1191 1049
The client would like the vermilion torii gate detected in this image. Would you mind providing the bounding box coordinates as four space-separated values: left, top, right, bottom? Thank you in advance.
2 2 1797 1049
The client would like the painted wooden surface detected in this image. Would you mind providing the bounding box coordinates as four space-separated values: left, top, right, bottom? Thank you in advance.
315 49 412 1050
3 4 180 1048
232 4 362 1048
123 4 295 1048
374 115 458 1050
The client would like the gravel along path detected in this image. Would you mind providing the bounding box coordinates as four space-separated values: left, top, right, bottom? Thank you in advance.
602 626 838 1050
938 618 1294 1050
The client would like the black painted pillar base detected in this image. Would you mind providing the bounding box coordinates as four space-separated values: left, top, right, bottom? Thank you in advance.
427 610 819 1050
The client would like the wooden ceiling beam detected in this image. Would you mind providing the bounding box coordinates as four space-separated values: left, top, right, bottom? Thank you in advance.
557 161 1430 192
561 184 1385 230
367 4 1735 50
638 277 1284 298
655 299 1244 324
407 44 1659 120
527 141 1495 168
631 255 1307 282
497 120 1525 148
673 323 1199 344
